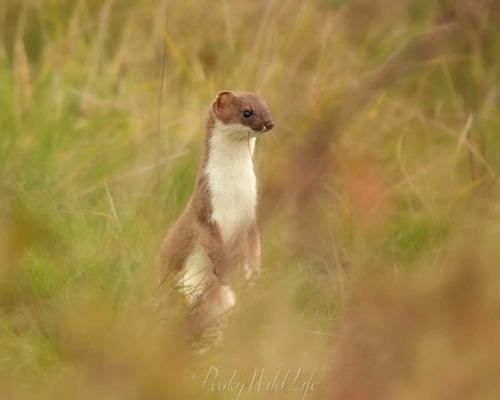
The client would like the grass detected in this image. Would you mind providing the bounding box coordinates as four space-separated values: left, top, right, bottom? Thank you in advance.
1 0 500 398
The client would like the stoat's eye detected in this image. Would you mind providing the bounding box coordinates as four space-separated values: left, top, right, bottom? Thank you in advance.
243 110 253 118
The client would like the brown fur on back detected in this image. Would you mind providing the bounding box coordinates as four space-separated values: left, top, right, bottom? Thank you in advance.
158 111 214 279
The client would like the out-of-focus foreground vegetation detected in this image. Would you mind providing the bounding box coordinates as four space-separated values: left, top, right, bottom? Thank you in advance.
1 0 500 398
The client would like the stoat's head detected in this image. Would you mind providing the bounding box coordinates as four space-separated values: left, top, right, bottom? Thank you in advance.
211 91 274 139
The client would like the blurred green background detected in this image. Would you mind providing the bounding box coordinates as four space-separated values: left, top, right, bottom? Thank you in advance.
1 0 500 399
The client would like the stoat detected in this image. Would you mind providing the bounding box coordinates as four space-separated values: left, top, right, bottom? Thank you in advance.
157 91 273 336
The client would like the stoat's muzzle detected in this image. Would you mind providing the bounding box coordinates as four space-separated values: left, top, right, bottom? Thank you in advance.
263 120 274 132
252 119 274 134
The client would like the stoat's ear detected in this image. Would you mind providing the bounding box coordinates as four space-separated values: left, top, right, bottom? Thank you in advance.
213 91 235 112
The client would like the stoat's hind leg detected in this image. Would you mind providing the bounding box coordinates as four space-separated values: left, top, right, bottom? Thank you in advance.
179 242 236 347
188 282 236 348
177 242 213 305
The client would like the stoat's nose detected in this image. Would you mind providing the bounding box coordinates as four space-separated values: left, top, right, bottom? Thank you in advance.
264 121 274 131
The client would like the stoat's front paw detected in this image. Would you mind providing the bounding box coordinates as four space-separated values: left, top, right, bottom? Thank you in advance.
242 264 260 288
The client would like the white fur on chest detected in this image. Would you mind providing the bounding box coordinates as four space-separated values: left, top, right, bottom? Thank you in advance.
205 121 257 242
